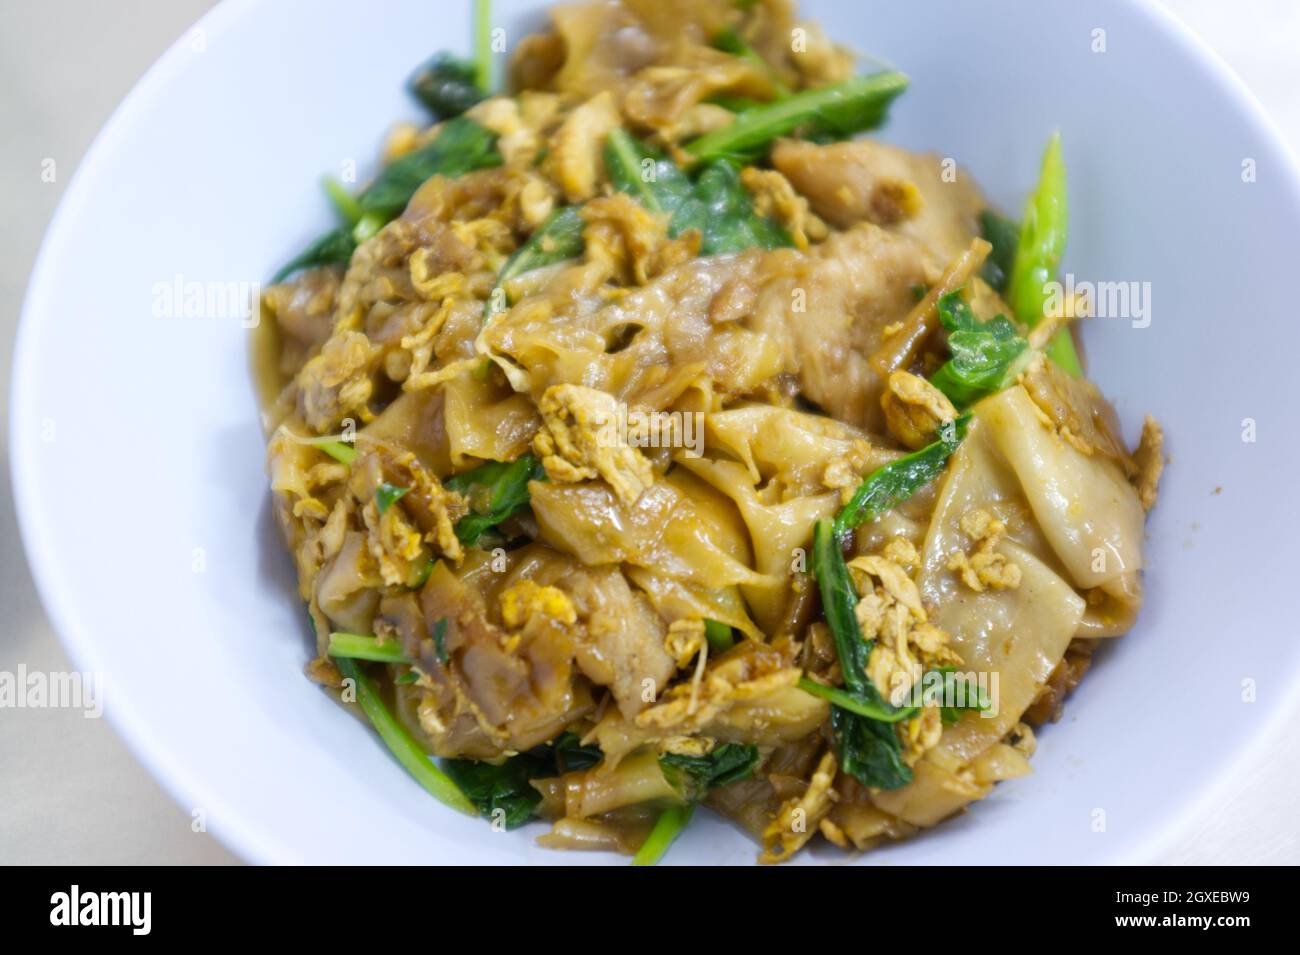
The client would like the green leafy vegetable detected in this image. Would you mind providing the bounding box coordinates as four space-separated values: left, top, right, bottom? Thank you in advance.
408 556 435 590
928 667 993 724
328 632 410 663
325 621 450 671
272 175 371 282
501 205 588 277
604 130 791 255
431 618 449 664
1006 131 1081 376
811 519 914 789
812 521 875 695
271 227 356 283
703 619 735 653
604 128 693 216
334 656 476 815
275 117 501 282
444 732 604 830
675 160 793 254
637 744 757 866
684 72 909 164
358 116 501 221
1007 131 1066 324
322 177 362 225
409 52 484 119
486 205 587 316
445 453 546 545
552 731 603 773
831 703 914 790
977 209 1019 293
832 415 970 538
707 95 767 113
315 439 357 465
331 618 601 831
632 803 694 866
351 212 385 244
376 482 411 514
929 291 1030 408
474 0 492 91
661 743 759 797
797 677 916 723
443 752 550 830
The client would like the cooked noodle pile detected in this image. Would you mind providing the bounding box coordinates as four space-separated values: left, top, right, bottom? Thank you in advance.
258 0 1163 863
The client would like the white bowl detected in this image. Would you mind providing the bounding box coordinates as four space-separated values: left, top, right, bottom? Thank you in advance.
11 0 1300 864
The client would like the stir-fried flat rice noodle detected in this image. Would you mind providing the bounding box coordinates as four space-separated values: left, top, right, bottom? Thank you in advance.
257 0 1163 864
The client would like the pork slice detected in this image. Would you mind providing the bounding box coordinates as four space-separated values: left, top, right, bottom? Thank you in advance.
751 224 931 430
772 137 985 264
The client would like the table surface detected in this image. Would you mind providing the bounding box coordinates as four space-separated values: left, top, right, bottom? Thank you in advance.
1 0 1296 865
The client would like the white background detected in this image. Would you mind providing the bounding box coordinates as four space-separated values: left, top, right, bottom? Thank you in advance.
0 0 1295 864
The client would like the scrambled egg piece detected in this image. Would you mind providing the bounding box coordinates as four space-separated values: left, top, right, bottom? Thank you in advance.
655 735 713 758
664 618 706 670
740 166 828 250
381 122 422 163
581 193 683 286
849 550 960 706
394 297 456 391
818 817 850 850
761 750 838 864
899 705 944 767
946 507 1022 592
408 250 467 304
821 458 859 503
543 91 621 202
1132 414 1164 511
881 536 921 573
316 496 350 564
661 618 713 717
361 498 425 588
353 451 467 585
268 428 351 522
470 90 562 169
515 175 556 230
296 330 375 432
467 96 541 167
500 579 578 629
820 438 881 504
880 370 957 450
533 384 654 505
636 648 802 735
1010 721 1037 757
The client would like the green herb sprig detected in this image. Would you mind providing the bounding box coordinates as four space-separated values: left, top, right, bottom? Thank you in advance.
833 415 970 538
684 72 908 164
636 743 759 865
445 453 546 545
929 292 1031 408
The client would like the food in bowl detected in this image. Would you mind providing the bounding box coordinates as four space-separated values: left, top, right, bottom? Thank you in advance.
255 0 1164 864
